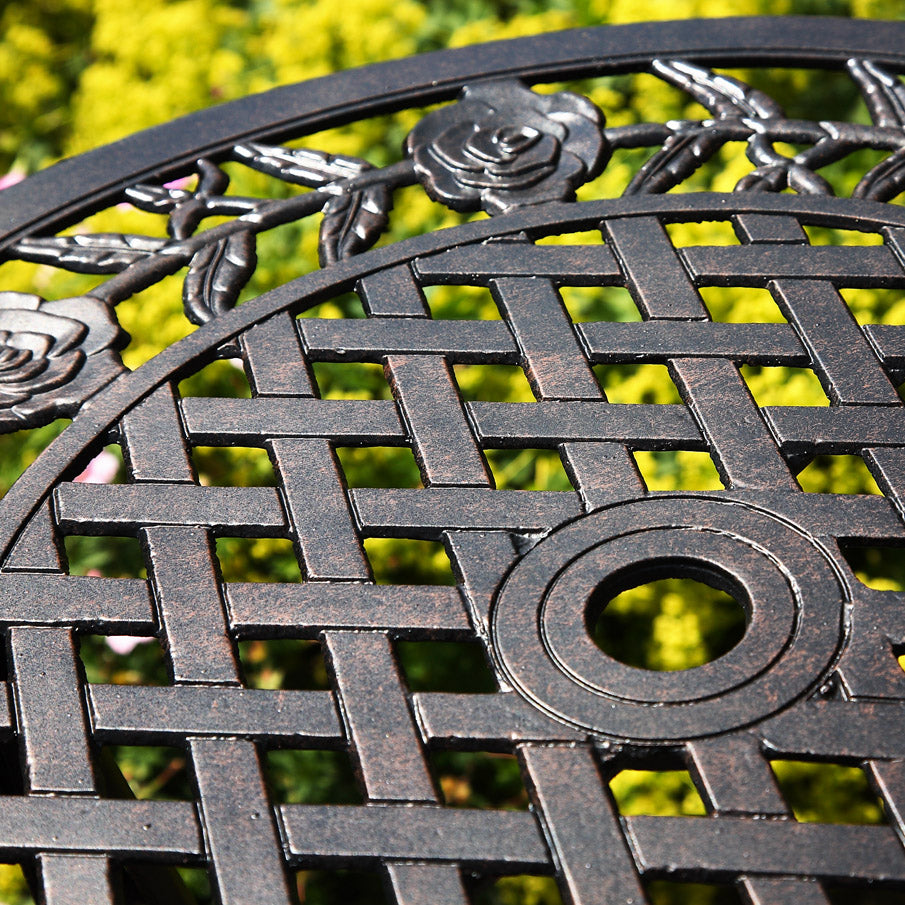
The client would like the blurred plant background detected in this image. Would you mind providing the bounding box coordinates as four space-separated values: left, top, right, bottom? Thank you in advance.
2 0 905 903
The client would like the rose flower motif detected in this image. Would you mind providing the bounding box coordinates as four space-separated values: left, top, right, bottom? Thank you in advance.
0 292 127 431
405 80 608 215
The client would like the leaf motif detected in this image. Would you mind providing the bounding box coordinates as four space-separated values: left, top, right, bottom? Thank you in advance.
183 229 257 325
854 145 905 201
318 184 392 266
124 184 192 213
652 60 784 120
234 142 371 188
848 59 905 129
10 234 167 273
624 126 726 195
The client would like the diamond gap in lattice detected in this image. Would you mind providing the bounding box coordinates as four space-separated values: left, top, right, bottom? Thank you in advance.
296 290 367 321
840 287 905 326
453 364 534 402
839 544 905 592
238 639 330 691
294 869 388 905
0 864 35 905
71 443 124 484
103 744 192 801
739 364 829 407
803 224 885 247
484 448 573 491
594 363 681 404
171 867 213 905
769 761 886 825
609 768 708 817
215 537 302 583
335 446 422 489
664 219 742 247
191 445 276 487
560 285 640 323
591 576 746 672
177 356 251 399
312 361 391 400
645 879 744 905
795 455 882 495
423 283 501 321
396 640 497 694
430 751 528 810
64 534 146 578
697 286 787 324
79 634 168 686
535 229 603 245
469 874 563 905
363 538 455 586
633 450 724 492
266 749 362 805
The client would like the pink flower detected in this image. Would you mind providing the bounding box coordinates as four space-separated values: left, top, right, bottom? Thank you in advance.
163 175 194 191
105 635 154 656
0 171 25 191
75 449 119 484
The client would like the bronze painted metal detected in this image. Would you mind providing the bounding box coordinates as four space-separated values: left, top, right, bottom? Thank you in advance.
0 15 905 904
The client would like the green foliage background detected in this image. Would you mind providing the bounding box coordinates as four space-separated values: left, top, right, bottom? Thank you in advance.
1 1 905 903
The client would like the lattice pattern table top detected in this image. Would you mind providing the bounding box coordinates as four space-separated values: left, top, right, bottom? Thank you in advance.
1 16 905 905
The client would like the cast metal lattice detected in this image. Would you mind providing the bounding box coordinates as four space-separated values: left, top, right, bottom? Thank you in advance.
0 15 905 905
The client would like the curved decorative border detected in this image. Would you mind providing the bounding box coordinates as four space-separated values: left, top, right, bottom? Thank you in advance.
3 190 904 564
2 16 905 251
5 19 905 435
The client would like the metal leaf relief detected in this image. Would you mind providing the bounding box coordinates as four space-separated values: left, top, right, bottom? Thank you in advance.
849 59 905 128
629 60 827 196
183 229 257 325
10 234 168 274
124 183 193 214
624 123 726 195
652 58 783 119
625 61 780 195
318 183 393 265
234 142 371 187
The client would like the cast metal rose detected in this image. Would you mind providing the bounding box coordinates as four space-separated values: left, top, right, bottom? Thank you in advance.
405 80 608 215
0 292 127 431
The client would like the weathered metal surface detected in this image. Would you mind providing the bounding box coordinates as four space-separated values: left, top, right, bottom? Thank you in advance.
0 14 904 905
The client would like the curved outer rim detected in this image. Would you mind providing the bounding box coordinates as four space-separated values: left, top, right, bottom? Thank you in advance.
1 16 905 251
3 191 905 566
